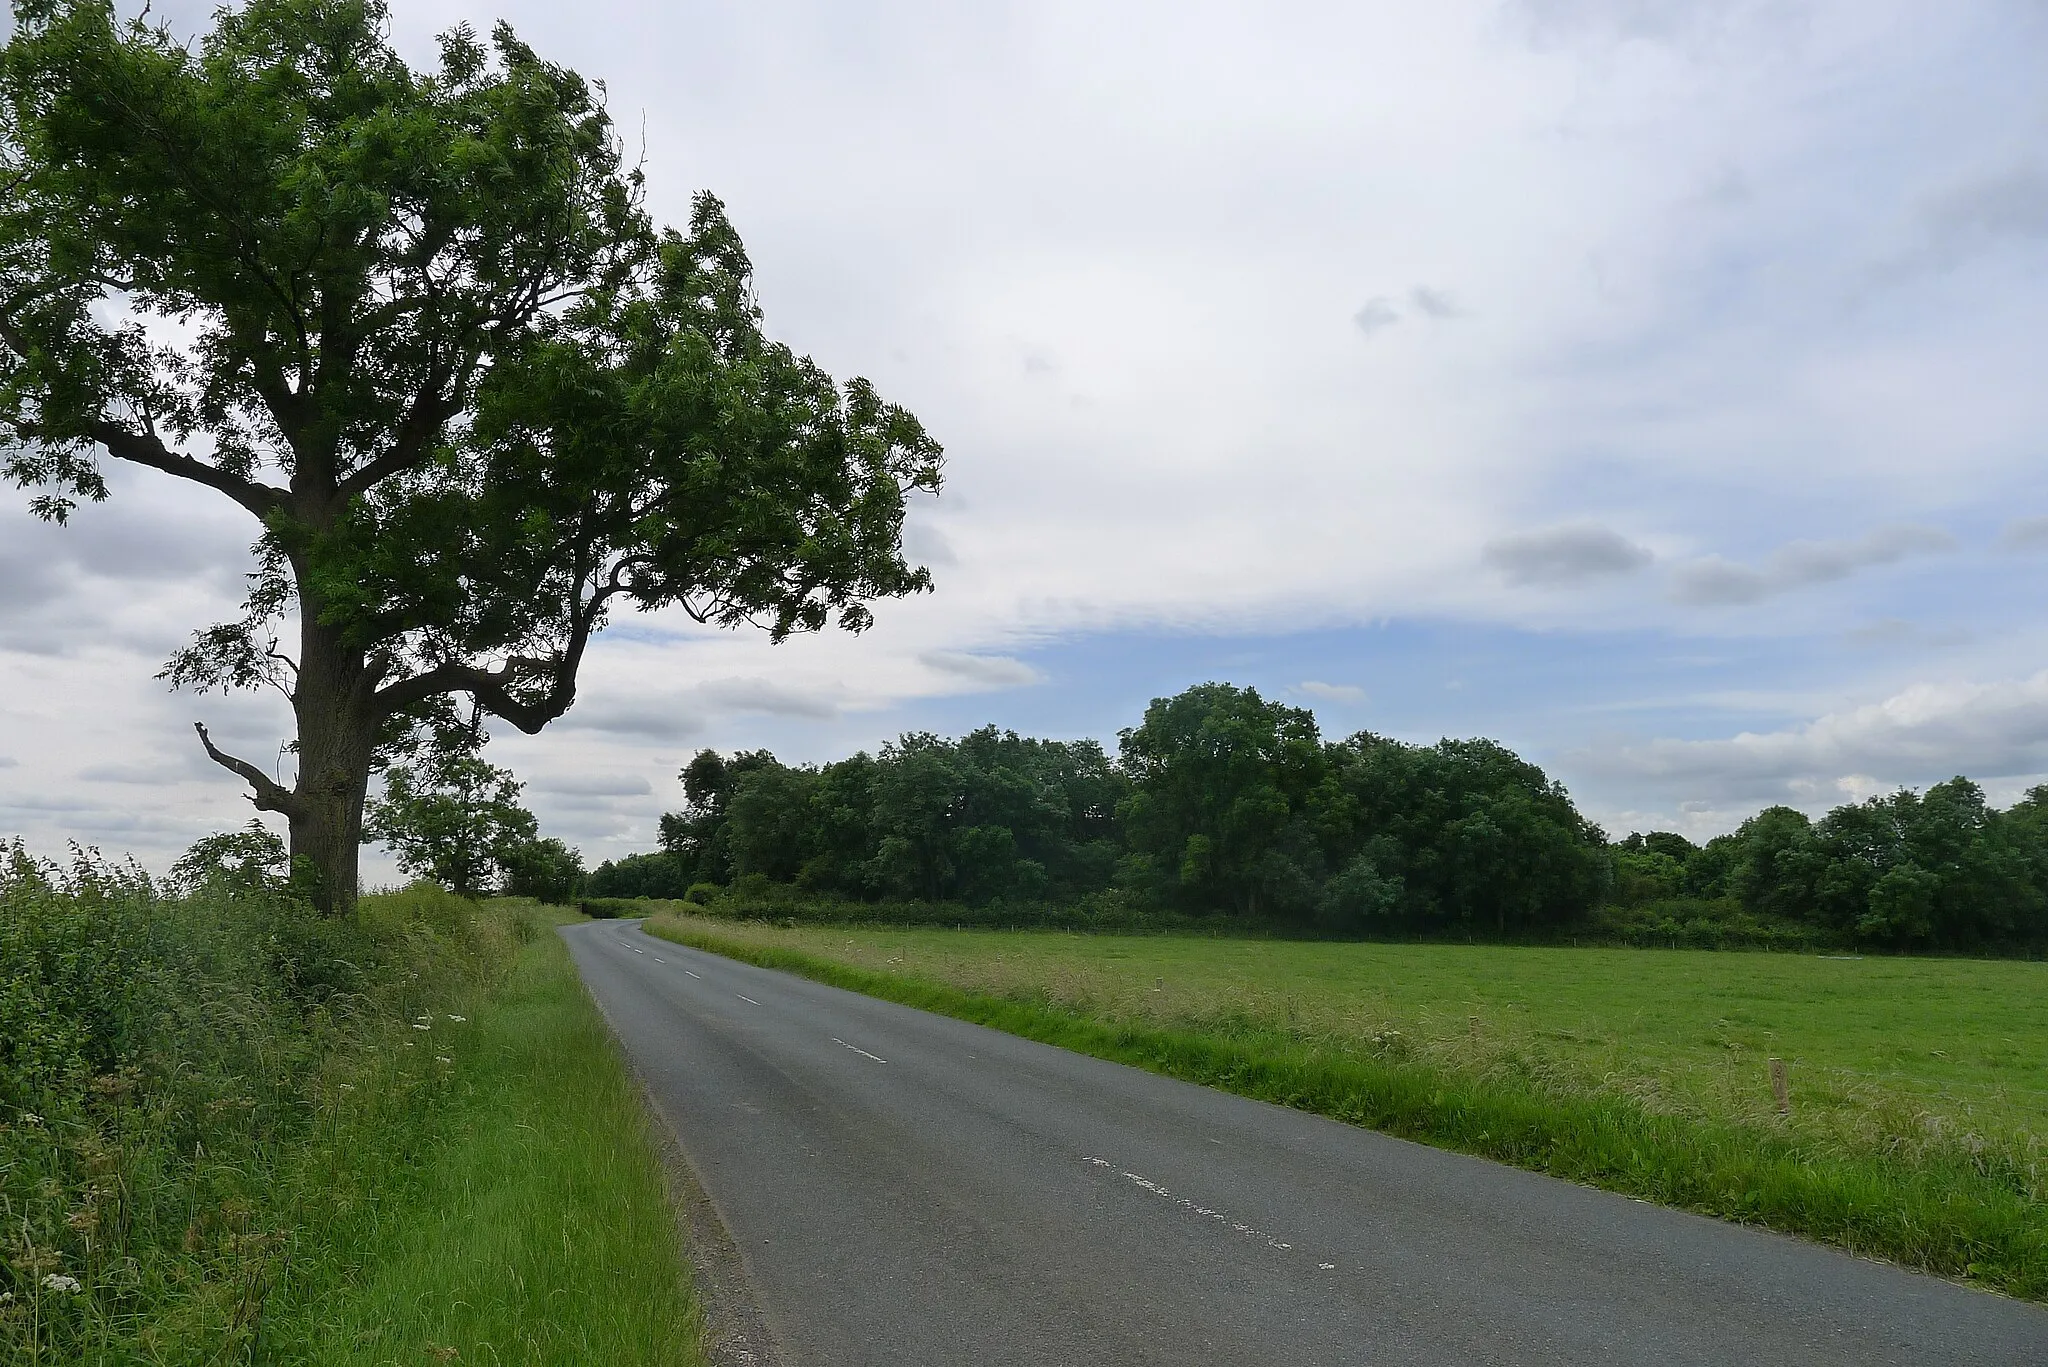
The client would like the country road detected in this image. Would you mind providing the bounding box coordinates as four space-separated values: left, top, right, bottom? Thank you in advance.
561 919 2047 1366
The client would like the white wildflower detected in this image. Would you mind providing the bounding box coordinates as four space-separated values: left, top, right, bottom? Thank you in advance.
447 1015 466 1023
411 1023 432 1031
41 1273 83 1294
435 1056 452 1064
337 1083 355 1092
19 1113 42 1128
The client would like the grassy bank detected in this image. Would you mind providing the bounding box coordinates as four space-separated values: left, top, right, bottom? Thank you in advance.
266 901 702 1365
646 911 2048 1301
1 845 700 1365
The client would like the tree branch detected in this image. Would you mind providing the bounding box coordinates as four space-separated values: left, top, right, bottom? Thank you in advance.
193 721 302 817
371 658 575 734
90 421 285 518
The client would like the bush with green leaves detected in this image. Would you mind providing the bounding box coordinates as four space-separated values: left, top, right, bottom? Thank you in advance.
0 834 509 1361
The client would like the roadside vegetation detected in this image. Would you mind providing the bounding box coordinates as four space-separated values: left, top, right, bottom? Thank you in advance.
647 909 2048 1300
592 682 2048 955
0 837 700 1366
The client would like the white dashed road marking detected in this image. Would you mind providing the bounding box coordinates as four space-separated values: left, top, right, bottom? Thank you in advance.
833 1038 888 1065
1082 1157 1321 1261
685 970 701 979
737 994 761 1005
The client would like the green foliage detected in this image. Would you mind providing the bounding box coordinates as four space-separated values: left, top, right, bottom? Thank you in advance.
1118 683 1327 916
620 683 1610 934
662 728 1127 907
166 820 288 895
363 750 536 896
500 836 584 905
0 0 940 911
0 831 698 1362
586 851 696 899
1611 778 2048 952
1323 733 1609 932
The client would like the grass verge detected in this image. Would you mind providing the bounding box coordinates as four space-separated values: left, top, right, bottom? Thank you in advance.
646 912 2048 1303
2 848 701 1365
265 904 702 1365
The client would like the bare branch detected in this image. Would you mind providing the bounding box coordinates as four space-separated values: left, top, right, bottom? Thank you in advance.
89 421 284 518
193 721 302 816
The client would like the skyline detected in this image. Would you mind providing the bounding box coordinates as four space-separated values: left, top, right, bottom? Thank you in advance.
4 0 2048 879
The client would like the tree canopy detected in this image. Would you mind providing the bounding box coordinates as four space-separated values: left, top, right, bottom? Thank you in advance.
588 682 1615 934
0 0 941 911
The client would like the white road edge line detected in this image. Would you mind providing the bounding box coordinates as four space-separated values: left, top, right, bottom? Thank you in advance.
832 1038 888 1065
737 994 761 1005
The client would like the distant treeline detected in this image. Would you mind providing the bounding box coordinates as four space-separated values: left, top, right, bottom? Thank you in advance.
1610 781 2048 950
585 682 2048 951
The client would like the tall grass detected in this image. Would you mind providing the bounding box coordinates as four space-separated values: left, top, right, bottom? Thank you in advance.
647 911 2048 1302
265 905 702 1364
1 844 700 1364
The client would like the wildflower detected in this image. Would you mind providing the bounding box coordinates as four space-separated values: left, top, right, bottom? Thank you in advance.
447 1014 466 1023
435 1056 452 1064
337 1083 355 1092
41 1273 83 1294
412 1022 432 1031
19 1112 42 1128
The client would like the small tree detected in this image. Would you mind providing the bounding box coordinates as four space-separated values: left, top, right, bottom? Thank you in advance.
363 750 535 897
1 1 942 913
167 820 289 895
501 836 583 905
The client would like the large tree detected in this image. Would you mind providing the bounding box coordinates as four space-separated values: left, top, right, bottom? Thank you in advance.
0 0 942 911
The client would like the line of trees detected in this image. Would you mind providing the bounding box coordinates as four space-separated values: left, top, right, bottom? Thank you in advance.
590 682 1612 936
1612 779 2048 950
584 681 2048 951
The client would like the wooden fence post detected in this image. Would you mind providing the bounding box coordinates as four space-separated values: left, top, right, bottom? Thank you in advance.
1769 1057 1790 1115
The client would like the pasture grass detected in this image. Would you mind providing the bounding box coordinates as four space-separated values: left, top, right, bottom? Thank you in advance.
645 911 2048 1301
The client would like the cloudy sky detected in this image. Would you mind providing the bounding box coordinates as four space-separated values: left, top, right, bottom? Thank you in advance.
6 0 2048 880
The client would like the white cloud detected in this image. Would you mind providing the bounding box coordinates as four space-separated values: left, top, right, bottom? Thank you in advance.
920 651 1043 688
1483 524 1653 586
1297 680 1368 704
1670 525 1954 605
526 772 654 798
8 0 2048 870
1581 670 2048 800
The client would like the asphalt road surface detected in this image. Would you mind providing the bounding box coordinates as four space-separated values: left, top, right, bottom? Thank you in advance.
563 919 2047 1366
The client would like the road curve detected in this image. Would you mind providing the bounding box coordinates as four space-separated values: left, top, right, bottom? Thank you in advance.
562 919 2047 1366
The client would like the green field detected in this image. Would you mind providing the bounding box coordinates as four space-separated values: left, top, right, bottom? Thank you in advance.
648 910 2048 1296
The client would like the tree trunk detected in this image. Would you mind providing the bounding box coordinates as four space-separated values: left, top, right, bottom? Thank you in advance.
287 609 379 916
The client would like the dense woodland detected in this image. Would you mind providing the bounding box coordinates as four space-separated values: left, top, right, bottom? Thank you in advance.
585 682 2048 951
